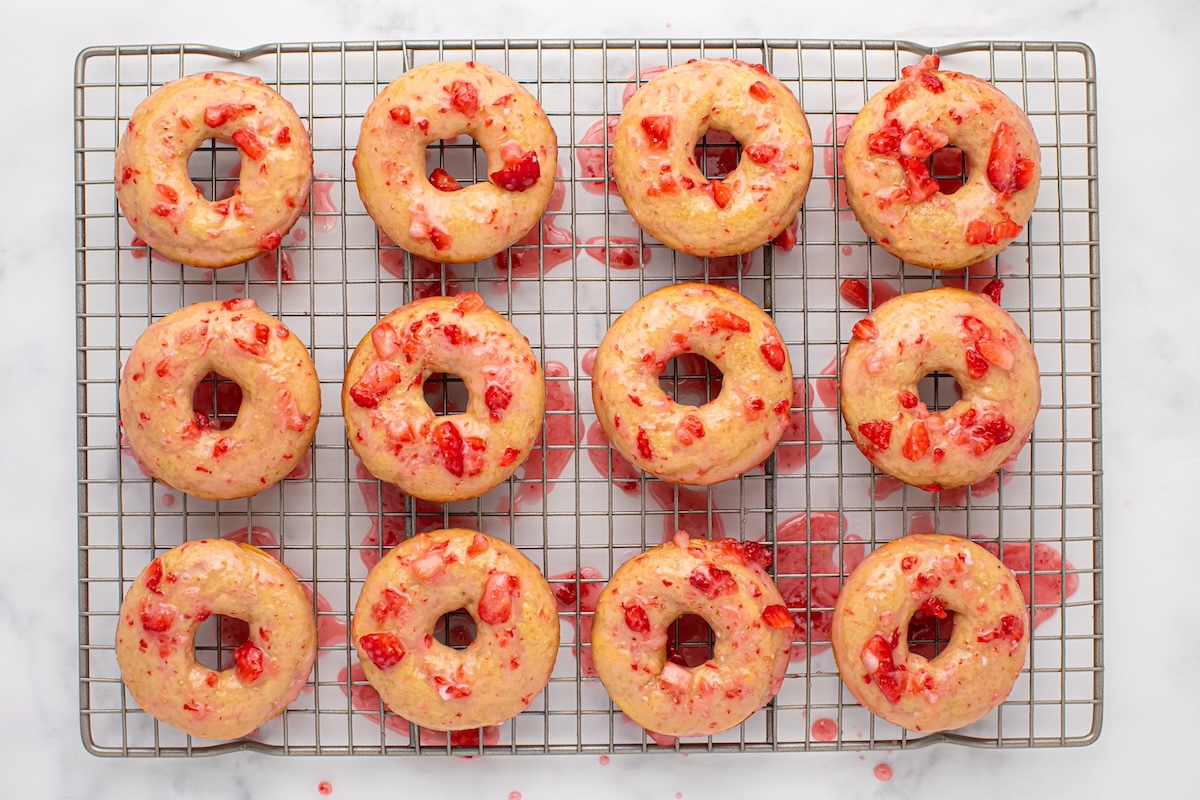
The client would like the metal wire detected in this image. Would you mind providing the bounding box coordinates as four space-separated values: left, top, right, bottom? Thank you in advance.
74 38 1102 757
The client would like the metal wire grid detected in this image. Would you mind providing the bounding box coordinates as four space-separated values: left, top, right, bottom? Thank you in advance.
74 38 1101 757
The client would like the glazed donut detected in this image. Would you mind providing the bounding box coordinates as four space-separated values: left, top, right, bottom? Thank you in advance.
613 59 813 258
343 292 545 503
115 539 317 739
351 529 559 730
591 283 793 485
115 71 313 268
354 61 558 264
840 287 1039 490
843 54 1040 270
590 531 793 738
831 534 1029 733
119 298 321 500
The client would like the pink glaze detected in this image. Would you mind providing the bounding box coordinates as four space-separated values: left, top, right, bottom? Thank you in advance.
551 566 604 677
309 172 338 232
492 165 574 282
501 362 581 513
824 114 857 209
810 717 839 742
583 235 651 270
874 764 893 782
318 781 332 795
775 379 824 473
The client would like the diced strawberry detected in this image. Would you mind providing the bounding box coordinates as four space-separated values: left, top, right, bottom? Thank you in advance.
485 384 513 421
840 279 870 309
918 596 948 620
1013 158 1037 191
761 604 794 629
489 151 541 192
899 125 949 160
689 565 737 599
370 587 410 622
918 71 944 93
623 602 651 634
706 308 751 333
977 613 1025 644
676 414 706 445
349 360 402 408
748 81 770 101
446 80 480 116
898 390 919 409
898 156 940 202
636 428 652 460
275 127 291 145
442 324 464 346
428 226 452 250
885 81 916 113
900 555 918 572
640 115 672 148
858 420 893 450
139 601 175 632
256 231 282 251
143 559 164 593
371 322 401 359
978 337 1014 370
867 119 904 155
962 315 991 342
900 54 941 77
861 634 902 704
744 395 765 419
660 661 692 696
987 121 1036 194
499 447 521 467
212 437 234 458
745 144 778 165
434 421 465 478
965 348 989 379
707 179 733 209
155 183 178 203
902 421 930 461
203 103 255 127
231 129 266 160
965 218 991 245
389 105 412 125
433 672 472 700
359 631 406 669
467 533 490 558
478 572 519 625
409 551 446 582
233 641 265 683
852 318 879 342
760 340 787 371
991 220 1023 242
454 292 484 313
429 168 463 192
235 323 272 356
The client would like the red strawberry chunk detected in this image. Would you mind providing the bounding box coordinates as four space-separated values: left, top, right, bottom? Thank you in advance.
706 309 751 333
898 156 940 203
761 604 794 629
139 601 175 632
359 631 406 669
858 420 893 450
861 634 902 704
980 279 1004 305
467 533 489 558
977 613 1025 644
901 556 918 572
371 587 410 622
454 292 484 313
429 168 463 192
623 602 651 634
234 641 265 683
760 340 787 371
349 360 402 408
676 413 706 445
885 81 916 113
434 421 466 478
978 337 1014 370
900 54 941 77
389 105 412 125
257 231 282 251
636 428 653 460
965 218 992 245
991 220 1023 242
965 348 989 379
478 572 520 625
707 179 733 209
235 323 272 356
489 151 541 192
898 390 919 409
852 318 879 342
447 80 480 116
499 447 521 467
428 226 452 250
840 279 870 309
986 121 1036 194
231 129 267 160
918 71 944 93
902 421 930 461
640 115 672 148
918 596 948 620
899 126 949 160
867 119 904 155
485 384 513 421
745 144 778 165
155 183 178 203
203 103 255 127
143 559 164 593
371 322 401 359
689 565 737 599
723 539 773 569
748 81 770 101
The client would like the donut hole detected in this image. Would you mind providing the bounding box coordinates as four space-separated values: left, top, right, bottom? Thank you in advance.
187 139 242 201
421 371 469 416
666 613 715 667
192 613 250 671
425 136 486 190
191 372 243 431
693 129 742 181
906 607 957 662
916 372 962 413
928 146 968 196
434 608 477 651
659 355 723 406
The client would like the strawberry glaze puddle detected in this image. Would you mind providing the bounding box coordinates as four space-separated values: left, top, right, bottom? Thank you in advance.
776 512 866 659
824 114 857 211
491 166 574 283
810 717 839 742
496 361 581 513
552 566 604 677
583 235 651 270
309 172 337 233
874 763 894 782
379 231 465 299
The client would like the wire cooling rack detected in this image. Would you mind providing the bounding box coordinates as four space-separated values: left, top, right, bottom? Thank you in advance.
74 39 1101 756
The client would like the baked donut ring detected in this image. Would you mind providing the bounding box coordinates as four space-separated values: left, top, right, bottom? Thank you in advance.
115 71 313 268
342 292 545 503
831 534 1029 733
351 529 559 731
119 298 321 500
115 539 317 740
840 287 1039 490
843 54 1040 270
592 283 793 485
354 61 558 263
613 58 813 257
590 531 794 738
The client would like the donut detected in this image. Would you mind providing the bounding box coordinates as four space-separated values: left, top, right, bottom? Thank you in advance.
613 58 813 258
843 54 1040 270
119 298 321 500
590 531 793 738
115 539 317 739
840 287 1039 490
342 292 544 503
591 283 793 485
351 529 559 731
354 61 558 264
831 534 1029 732
115 71 313 268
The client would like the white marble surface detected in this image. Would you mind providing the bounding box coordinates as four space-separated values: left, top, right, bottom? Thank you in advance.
1 0 1194 796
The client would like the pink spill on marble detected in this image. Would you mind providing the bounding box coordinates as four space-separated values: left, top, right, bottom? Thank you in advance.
874 763 893 782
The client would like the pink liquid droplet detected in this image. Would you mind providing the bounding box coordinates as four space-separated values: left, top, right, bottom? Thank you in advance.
508 793 522 800
810 717 838 742
599 755 610 765
676 794 683 799
292 227 307 242
161 493 175 507
874 764 893 782
318 781 333 795
841 245 853 256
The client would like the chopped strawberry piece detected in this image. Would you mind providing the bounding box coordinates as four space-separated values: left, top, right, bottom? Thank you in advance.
898 390 919 409
676 413 706 445
446 80 480 116
370 587 410 622
371 322 401 359
143 559 164 593
986 121 1036 194
389 105 412 125
962 315 991 342
900 555 918 572
489 151 541 192
203 103 255 127
689 565 737 599
706 179 734 209
745 144 778 164
1013 158 1037 191
977 613 1025 643
965 218 992 245
257 231 282 251
706 308 751 333
861 634 902 704
744 396 765 419
139 601 175 632
212 437 234 458
467 533 490 558
275 127 291 145
433 673 472 700
867 119 904 155
640 115 672 148
359 631 406 669
231 129 266 160
485 384 513 421
155 183 178 203
499 447 521 467
349 360 402 408
623 602 651 634
748 81 770 101
761 604 794 629
429 168 463 192
851 318 879 342
885 81 916 113
233 641 265 683
434 421 466 478
978 337 1014 370
759 340 787 372
772 218 799 251
840 279 871 309
918 70 944 92
428 226 452 250
898 156 940 202
721 539 773 569
858 420 893 450
454 292 484 313
991 220 1022 242
442 324 464 345
235 323 272 356
899 125 949 160
965 348 989 379
902 421 930 461
478 572 520 625
918 596 948 620
636 428 652 460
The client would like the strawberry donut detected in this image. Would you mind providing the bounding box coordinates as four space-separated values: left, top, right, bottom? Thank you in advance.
115 539 317 739
831 534 1029 732
119 299 321 500
354 61 558 264
343 292 544 503
840 287 1039 490
590 531 793 738
115 71 313 269
592 283 792 485
352 529 559 731
613 59 813 257
843 55 1040 270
